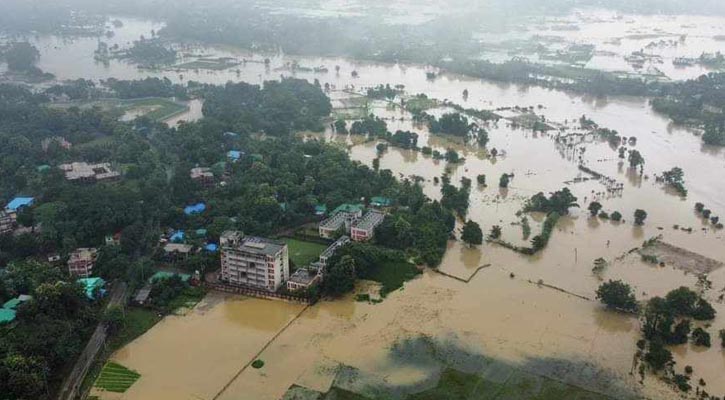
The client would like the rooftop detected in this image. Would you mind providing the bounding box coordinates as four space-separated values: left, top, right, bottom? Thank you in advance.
371 196 393 207
289 268 318 285
321 236 351 259
170 230 185 243
6 197 34 212
69 248 98 263
221 231 286 256
190 167 214 179
59 162 120 181
164 243 194 254
150 271 191 283
184 202 206 216
0 308 16 324
319 211 348 230
227 150 243 161
333 203 364 215
353 210 385 231
77 277 106 299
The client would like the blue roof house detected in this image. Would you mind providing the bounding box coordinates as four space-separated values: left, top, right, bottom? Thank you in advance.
6 197 35 212
170 230 185 243
227 150 243 162
184 203 206 216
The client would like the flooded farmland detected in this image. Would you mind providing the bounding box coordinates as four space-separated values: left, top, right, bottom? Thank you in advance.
13 13 725 400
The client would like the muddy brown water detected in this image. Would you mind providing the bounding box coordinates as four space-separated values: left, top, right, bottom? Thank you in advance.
21 15 725 400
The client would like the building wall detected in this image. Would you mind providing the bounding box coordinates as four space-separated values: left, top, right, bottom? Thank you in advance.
221 244 289 291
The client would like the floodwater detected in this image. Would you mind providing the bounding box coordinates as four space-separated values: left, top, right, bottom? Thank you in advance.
477 9 725 80
18 15 725 400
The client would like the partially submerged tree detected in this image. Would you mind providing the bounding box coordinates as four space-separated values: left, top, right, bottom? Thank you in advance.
461 220 483 246
596 280 638 312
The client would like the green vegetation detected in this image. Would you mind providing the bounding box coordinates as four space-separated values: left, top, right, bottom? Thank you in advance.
634 209 648 226
120 39 177 66
691 328 711 348
94 362 141 393
588 201 603 217
461 220 483 246
637 287 717 374
367 261 420 298
323 243 422 298
660 167 687 197
283 238 328 267
524 188 579 215
596 280 637 312
252 359 265 369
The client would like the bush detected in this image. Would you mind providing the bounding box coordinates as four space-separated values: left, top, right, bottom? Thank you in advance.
251 359 265 369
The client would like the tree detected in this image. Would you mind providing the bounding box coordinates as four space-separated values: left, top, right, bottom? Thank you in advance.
588 201 602 217
644 339 673 371
334 119 348 134
489 225 502 240
691 327 711 347
634 209 648 225
476 174 486 185
611 211 622 222
628 150 645 170
596 280 638 312
499 174 510 188
695 202 705 213
103 305 126 334
322 255 356 297
461 220 483 246
4 42 40 71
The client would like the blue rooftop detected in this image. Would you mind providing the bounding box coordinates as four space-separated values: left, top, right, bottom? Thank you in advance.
184 203 206 216
170 230 185 243
227 150 243 161
6 197 34 212
204 243 218 252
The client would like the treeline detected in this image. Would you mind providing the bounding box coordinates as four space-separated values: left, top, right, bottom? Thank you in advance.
201 78 332 136
0 261 98 399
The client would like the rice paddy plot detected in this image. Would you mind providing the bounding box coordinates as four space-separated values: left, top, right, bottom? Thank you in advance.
94 361 141 393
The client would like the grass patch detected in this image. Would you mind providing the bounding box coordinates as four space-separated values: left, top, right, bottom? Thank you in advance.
108 308 162 350
94 362 140 393
283 238 328 267
363 261 421 298
165 286 207 313
405 95 438 114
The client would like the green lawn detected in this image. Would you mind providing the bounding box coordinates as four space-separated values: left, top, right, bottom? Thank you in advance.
94 362 141 393
164 286 207 314
107 308 162 350
363 261 421 297
283 238 328 267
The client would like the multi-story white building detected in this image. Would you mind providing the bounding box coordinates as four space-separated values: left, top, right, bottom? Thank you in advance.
351 210 385 242
318 204 363 239
68 248 98 277
220 231 289 291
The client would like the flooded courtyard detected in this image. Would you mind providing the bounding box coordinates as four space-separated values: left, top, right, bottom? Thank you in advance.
12 13 725 400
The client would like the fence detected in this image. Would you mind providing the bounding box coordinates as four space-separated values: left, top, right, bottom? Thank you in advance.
204 282 314 304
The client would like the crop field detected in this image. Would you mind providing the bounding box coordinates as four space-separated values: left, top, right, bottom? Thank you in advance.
94 362 141 393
